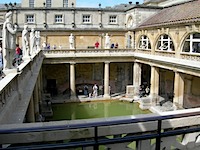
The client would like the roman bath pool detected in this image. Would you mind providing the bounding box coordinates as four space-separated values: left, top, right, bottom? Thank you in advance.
46 100 151 121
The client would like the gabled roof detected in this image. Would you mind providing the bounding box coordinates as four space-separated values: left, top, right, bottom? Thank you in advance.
137 0 200 29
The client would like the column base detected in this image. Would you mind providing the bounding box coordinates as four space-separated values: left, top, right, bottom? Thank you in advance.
103 94 110 99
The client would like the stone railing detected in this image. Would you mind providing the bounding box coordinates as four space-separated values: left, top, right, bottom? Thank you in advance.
0 51 43 124
42 48 135 58
154 50 176 58
181 52 200 61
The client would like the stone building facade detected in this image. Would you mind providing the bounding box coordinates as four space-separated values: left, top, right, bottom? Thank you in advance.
0 0 200 109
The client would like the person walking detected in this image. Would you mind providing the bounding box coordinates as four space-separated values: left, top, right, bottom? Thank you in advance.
93 84 98 98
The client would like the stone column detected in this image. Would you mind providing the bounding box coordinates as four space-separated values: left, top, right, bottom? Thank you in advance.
173 71 184 107
34 82 39 116
70 62 76 99
27 96 35 123
150 66 159 96
133 62 141 96
104 61 110 98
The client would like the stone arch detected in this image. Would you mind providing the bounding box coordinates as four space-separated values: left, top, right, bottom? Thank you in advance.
179 31 200 53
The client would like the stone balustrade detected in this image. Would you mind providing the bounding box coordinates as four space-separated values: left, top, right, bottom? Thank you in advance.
0 51 43 124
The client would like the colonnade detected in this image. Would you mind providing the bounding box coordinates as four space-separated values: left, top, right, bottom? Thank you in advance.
133 62 184 107
26 61 186 122
26 69 43 123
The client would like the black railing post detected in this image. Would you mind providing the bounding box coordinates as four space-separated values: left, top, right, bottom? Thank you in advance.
94 126 99 150
156 120 162 150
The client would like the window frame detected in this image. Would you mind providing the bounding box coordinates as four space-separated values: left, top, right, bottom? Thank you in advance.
182 33 200 53
29 0 34 8
26 14 35 24
138 35 151 50
82 14 92 24
156 34 174 51
54 14 64 23
109 15 117 24
46 0 51 8
63 0 68 7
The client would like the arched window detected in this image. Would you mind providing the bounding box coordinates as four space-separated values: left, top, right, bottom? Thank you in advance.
183 33 200 53
157 34 174 51
138 35 151 50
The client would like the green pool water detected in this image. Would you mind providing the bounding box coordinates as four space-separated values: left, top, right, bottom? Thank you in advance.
47 100 151 121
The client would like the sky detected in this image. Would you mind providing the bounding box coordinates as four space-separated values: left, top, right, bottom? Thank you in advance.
0 0 144 8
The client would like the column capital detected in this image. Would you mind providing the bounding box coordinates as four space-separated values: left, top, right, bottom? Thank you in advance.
70 62 76 65
104 61 110 64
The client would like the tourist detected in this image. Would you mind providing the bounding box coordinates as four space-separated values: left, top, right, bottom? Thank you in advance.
115 43 118 48
110 43 115 48
53 45 56 49
84 84 89 97
145 86 150 96
15 44 21 66
47 43 51 50
42 41 47 50
2 11 18 69
93 84 98 98
95 41 99 49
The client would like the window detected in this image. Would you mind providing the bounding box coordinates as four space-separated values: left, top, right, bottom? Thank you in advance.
46 0 51 8
55 15 63 23
157 34 174 51
139 35 151 50
26 15 34 23
63 0 68 7
82 15 91 23
29 0 34 8
109 15 117 24
183 33 200 53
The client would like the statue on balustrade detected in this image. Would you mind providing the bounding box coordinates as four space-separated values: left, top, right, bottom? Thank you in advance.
22 25 30 58
30 28 36 55
2 11 18 70
105 33 110 49
35 31 41 51
69 33 75 49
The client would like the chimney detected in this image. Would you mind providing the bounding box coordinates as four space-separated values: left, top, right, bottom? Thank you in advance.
129 1 132 5
136 2 139 5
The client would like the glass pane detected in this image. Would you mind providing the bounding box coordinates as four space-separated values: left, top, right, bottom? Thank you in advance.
182 41 190 52
193 33 200 39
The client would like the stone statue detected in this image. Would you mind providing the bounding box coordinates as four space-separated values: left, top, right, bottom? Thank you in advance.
29 28 36 54
105 33 110 49
22 25 30 58
69 33 74 49
2 11 18 69
35 31 41 51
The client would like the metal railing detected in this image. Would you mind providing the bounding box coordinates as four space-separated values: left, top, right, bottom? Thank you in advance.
1 108 200 149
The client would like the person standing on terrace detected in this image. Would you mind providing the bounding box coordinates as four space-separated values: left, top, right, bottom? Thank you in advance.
95 41 99 49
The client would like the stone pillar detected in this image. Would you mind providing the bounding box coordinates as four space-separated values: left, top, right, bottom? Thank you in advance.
34 82 39 116
133 62 141 96
150 66 159 96
70 62 76 99
173 71 184 107
27 96 35 123
104 61 110 98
